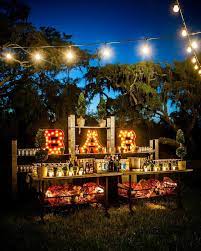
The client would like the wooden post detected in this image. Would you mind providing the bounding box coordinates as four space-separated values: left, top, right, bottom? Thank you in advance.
110 116 115 154
68 115 76 156
149 139 154 160
12 140 18 198
154 139 159 160
107 117 111 153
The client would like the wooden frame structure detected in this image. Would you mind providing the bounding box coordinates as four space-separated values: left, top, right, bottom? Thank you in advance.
67 115 116 156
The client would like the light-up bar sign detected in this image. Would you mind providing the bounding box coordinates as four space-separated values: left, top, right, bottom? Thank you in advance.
44 129 65 155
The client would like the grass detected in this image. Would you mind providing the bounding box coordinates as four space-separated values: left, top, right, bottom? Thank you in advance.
1 187 201 251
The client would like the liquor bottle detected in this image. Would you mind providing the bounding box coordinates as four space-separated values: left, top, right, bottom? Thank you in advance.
85 162 89 174
108 155 114 172
114 155 119 172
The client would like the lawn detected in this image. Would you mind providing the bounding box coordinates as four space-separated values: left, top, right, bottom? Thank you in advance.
1 187 201 251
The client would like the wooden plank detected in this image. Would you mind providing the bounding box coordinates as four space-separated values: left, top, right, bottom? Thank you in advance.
107 117 111 153
32 172 122 181
110 116 115 154
12 140 18 198
121 169 193 175
154 139 159 160
68 115 75 156
75 126 109 129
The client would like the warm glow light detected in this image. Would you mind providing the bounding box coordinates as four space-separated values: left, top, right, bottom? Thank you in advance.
80 130 103 153
186 46 192 53
99 45 113 60
5 52 14 61
44 129 64 155
191 41 198 49
118 130 136 153
33 52 43 62
140 44 152 57
192 57 197 64
194 64 198 70
65 49 75 62
173 4 179 13
198 69 201 75
181 29 188 37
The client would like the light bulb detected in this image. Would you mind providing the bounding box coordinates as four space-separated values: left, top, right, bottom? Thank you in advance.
181 29 188 37
198 69 201 75
99 45 114 60
186 46 192 53
65 50 75 61
191 41 198 49
33 52 43 62
140 44 152 57
191 57 197 64
173 4 179 13
5 52 14 61
194 64 198 70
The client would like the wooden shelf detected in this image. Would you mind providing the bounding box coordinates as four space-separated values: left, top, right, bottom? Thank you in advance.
75 126 109 129
121 169 193 175
31 169 193 181
32 172 122 181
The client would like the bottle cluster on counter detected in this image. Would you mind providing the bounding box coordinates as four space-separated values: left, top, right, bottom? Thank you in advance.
32 154 130 178
142 159 178 172
32 157 180 178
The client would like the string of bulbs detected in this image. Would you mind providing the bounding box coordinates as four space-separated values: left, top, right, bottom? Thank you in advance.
1 1 201 77
173 0 201 76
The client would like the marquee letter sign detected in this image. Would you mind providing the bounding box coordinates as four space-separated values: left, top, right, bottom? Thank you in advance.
44 129 65 155
118 130 136 153
80 130 105 154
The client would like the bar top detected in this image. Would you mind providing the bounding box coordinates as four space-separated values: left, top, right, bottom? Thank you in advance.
32 169 193 181
121 169 193 175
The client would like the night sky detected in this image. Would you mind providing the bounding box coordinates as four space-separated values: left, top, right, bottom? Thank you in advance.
26 0 201 64
25 0 201 111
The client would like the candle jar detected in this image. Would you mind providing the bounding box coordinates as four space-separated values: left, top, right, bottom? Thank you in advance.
154 166 158 172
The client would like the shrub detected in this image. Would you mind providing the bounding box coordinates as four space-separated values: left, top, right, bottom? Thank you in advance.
35 149 48 163
176 129 185 145
98 97 107 120
35 129 46 149
176 129 187 160
77 92 86 117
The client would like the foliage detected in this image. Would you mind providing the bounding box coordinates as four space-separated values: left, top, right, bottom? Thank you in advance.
176 129 186 159
35 129 46 149
176 146 187 160
1 188 201 250
97 97 107 120
35 149 48 163
77 92 86 117
176 129 185 145
0 1 201 160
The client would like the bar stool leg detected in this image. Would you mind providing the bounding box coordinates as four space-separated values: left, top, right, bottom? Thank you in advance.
104 176 110 217
128 175 134 214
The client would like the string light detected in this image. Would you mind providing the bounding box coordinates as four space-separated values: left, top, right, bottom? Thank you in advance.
173 4 179 13
181 28 188 37
191 57 197 64
99 45 114 60
32 52 43 62
140 43 152 57
5 52 14 61
173 0 201 77
194 64 198 70
186 46 192 53
191 41 198 49
65 49 75 62
198 69 201 75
